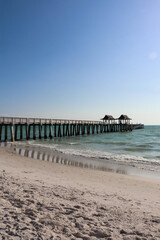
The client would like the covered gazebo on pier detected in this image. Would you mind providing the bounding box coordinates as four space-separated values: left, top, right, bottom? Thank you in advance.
117 114 131 124
101 115 115 124
100 114 132 132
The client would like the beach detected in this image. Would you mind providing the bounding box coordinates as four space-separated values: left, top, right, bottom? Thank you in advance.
0 146 160 240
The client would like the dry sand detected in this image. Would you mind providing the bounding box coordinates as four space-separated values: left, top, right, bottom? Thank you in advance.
0 146 160 240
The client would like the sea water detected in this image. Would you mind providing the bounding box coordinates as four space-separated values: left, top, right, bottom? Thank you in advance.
20 125 160 174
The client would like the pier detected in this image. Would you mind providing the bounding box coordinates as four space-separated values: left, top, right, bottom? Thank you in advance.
0 116 133 142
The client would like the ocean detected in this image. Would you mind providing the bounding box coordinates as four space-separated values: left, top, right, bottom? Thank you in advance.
2 126 160 177
3 125 160 177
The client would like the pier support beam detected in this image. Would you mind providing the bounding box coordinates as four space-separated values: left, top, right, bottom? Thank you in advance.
66 124 70 136
25 124 29 140
15 125 18 141
49 124 53 139
54 124 57 137
10 125 15 142
0 124 2 141
44 124 47 139
58 124 62 137
28 125 31 140
33 124 36 140
5 125 8 141
63 124 65 136
70 124 72 136
39 125 42 139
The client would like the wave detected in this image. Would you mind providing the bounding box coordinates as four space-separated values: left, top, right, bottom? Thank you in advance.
38 144 160 166
123 147 158 152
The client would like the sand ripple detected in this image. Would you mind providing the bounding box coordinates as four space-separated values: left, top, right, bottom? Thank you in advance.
0 169 160 240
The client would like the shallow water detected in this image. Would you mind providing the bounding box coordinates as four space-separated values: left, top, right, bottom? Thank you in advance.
2 142 160 179
9 125 160 174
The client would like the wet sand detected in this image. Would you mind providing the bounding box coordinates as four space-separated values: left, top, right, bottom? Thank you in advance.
3 142 160 179
0 146 160 240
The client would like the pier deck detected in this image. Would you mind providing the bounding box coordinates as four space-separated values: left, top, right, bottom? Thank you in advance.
0 117 133 142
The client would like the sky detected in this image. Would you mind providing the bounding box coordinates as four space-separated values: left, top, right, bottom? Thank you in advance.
0 0 160 124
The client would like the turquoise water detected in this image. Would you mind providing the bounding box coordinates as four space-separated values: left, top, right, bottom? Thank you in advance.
21 125 160 172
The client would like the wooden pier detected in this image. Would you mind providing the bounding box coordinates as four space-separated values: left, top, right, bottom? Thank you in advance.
0 117 133 142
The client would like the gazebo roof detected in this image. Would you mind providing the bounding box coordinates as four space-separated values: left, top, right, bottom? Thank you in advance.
117 114 131 120
101 115 115 120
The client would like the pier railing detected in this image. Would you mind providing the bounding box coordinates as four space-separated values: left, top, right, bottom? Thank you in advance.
0 117 103 125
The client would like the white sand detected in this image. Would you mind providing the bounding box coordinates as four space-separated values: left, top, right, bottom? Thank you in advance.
0 146 160 240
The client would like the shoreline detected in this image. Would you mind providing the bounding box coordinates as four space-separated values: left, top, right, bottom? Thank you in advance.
1 141 160 180
0 146 160 239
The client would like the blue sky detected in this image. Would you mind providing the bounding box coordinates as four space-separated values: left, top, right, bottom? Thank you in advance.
0 0 160 124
